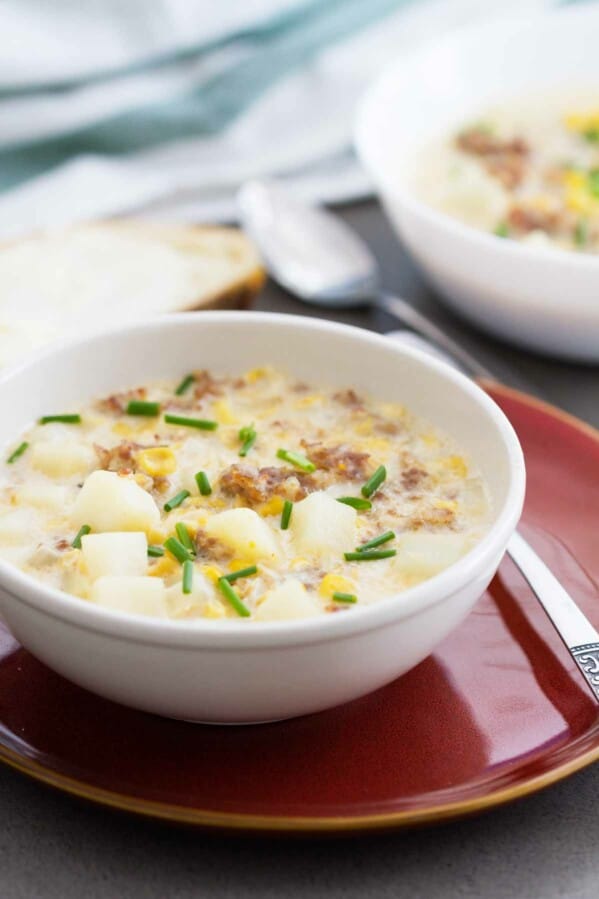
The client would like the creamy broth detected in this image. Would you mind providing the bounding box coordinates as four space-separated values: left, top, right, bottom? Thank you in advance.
415 91 599 253
0 367 490 621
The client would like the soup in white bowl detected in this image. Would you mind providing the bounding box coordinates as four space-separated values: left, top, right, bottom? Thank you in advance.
416 91 599 254
0 366 490 622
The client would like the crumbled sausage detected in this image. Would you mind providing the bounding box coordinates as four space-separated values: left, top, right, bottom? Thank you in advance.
194 528 233 562
456 128 529 189
301 442 370 480
332 388 364 407
401 466 428 491
94 440 144 474
507 204 563 235
96 387 146 415
219 464 315 505
456 129 528 159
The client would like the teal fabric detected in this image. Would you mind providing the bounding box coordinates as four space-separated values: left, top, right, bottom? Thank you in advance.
0 0 411 193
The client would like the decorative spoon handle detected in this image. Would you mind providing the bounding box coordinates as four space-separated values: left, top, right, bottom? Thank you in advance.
386 323 599 703
507 532 599 700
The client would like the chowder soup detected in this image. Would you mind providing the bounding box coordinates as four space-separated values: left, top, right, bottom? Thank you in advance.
415 91 599 253
0 367 490 622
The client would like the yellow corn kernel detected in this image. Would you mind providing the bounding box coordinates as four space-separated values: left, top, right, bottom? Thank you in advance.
564 111 599 132
434 498 458 512
149 556 178 578
293 394 321 409
565 187 596 216
147 526 168 544
212 399 238 425
319 573 355 598
380 402 406 419
443 455 468 478
420 432 440 448
364 437 391 455
136 446 177 477
228 558 255 573
245 366 270 384
203 600 227 619
257 495 285 517
563 169 586 191
112 422 134 437
201 564 223 583
354 418 373 436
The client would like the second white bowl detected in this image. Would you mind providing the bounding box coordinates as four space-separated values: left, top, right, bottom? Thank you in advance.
355 5 599 362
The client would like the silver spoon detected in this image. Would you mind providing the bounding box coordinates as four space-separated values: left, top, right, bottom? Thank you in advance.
238 178 599 702
238 179 494 380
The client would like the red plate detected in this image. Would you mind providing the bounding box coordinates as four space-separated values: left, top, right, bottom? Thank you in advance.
0 383 598 833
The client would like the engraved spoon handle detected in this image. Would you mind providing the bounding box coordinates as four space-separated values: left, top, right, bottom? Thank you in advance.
507 532 599 700
387 327 599 703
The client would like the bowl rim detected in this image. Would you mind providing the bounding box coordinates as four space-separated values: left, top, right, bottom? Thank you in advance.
354 2 599 278
0 311 525 648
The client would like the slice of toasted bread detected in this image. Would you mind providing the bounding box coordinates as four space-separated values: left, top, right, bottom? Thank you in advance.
0 220 265 367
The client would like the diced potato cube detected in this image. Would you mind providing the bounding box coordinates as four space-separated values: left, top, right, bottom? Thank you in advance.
0 508 40 545
205 508 279 562
81 532 147 580
90 576 167 617
165 569 212 618
397 533 470 579
18 483 71 513
290 491 356 558
30 441 95 478
255 579 323 621
72 470 160 533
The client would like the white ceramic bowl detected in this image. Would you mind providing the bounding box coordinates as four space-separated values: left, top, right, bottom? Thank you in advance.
355 5 599 363
0 312 524 723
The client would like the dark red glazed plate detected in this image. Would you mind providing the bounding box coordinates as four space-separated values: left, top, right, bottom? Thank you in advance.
0 383 598 833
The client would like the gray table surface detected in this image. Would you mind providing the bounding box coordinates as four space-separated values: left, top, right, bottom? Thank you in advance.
2 201 599 899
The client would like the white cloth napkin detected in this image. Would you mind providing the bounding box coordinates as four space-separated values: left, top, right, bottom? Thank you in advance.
0 0 554 236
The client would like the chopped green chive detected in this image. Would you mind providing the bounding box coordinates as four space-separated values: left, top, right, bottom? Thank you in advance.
494 221 509 238
217 576 251 617
344 549 397 562
175 373 195 396
175 522 195 554
164 490 190 512
148 544 165 558
361 465 387 499
281 499 293 530
223 565 258 583
126 400 160 417
239 424 257 457
337 496 372 511
72 524 91 549
164 413 218 431
276 448 316 472
6 442 28 464
39 414 81 425
575 219 588 247
588 169 599 198
584 127 599 143
332 591 358 604
357 530 396 552
195 471 212 496
164 536 193 564
182 559 194 594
